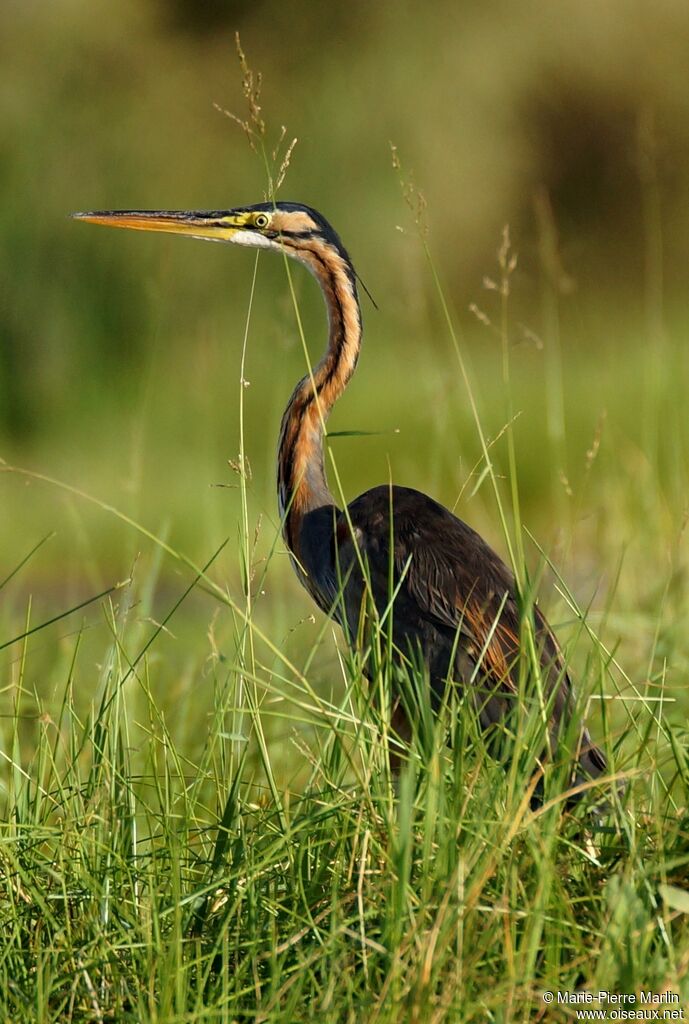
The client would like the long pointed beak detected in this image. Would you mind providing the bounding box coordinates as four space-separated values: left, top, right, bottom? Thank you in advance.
72 209 241 242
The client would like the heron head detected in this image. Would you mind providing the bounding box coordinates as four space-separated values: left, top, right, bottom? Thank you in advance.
72 202 349 262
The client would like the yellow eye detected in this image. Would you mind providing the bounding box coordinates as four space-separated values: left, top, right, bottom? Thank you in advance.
254 213 269 228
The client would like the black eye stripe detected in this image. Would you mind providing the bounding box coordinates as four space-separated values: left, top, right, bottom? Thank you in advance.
281 230 319 239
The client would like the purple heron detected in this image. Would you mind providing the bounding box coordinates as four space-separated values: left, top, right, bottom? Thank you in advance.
74 203 606 796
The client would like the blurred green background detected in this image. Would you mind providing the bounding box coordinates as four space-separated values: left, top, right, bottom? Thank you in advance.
2 0 688 741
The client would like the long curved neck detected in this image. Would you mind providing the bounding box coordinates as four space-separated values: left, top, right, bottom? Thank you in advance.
277 240 362 561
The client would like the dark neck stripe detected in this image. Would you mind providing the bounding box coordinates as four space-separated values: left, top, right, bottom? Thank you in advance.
279 238 352 399
276 232 363 557
279 233 358 292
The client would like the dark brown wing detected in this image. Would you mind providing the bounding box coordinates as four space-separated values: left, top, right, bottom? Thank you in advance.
333 484 604 778
337 485 558 678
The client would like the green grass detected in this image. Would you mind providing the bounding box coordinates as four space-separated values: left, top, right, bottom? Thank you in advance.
1 541 688 1022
